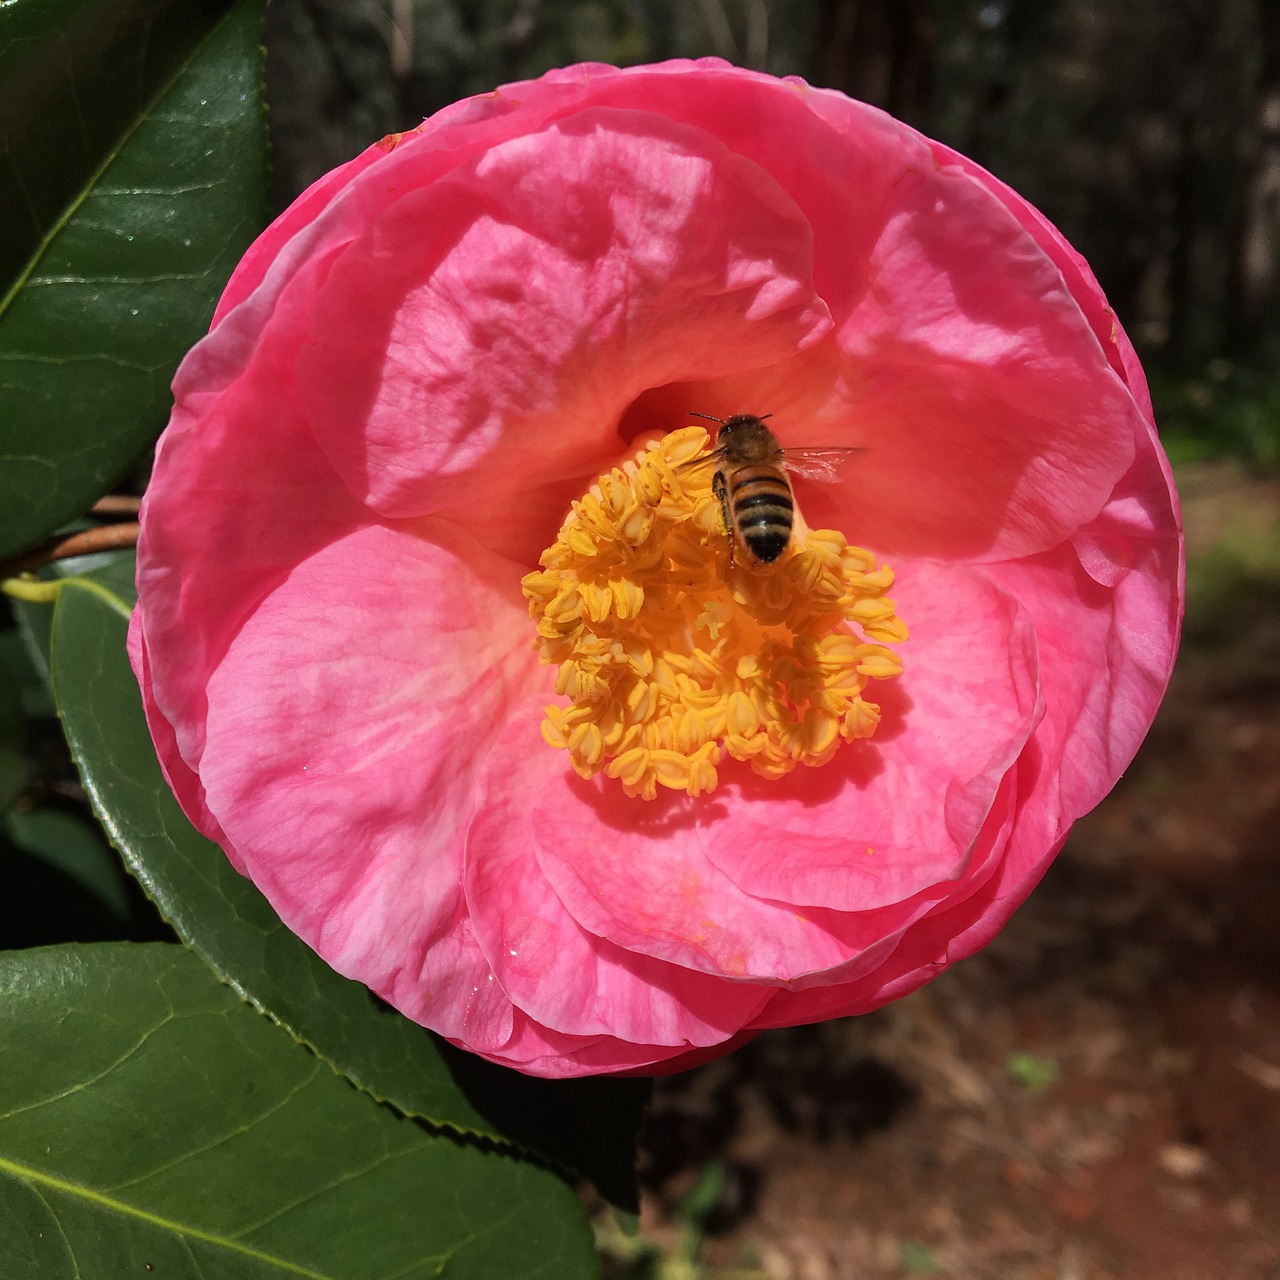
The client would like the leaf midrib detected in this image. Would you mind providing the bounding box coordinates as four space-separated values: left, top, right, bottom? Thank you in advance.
0 10 229 323
0 1154 339 1278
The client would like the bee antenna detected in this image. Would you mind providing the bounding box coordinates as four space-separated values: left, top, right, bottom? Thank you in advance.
758 413 774 422
687 411 724 424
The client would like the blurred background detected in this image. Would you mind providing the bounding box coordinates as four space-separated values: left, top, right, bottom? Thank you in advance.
258 2 1280 1278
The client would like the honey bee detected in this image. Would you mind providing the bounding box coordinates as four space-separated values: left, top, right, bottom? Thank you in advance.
683 412 860 567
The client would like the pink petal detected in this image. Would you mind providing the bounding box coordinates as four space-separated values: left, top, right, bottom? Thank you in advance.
465 728 772 1046
462 64 1140 562
700 561 1041 911
474 1008 752 1079
988 470 1183 835
133 244 371 816
294 109 831 548
745 762 1058 1031
194 523 538 1052
497 563 1038 984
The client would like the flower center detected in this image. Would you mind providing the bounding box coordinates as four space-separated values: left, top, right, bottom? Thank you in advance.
520 426 907 800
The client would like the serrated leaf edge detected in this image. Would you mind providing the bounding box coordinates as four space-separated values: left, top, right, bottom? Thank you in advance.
48 582 539 1158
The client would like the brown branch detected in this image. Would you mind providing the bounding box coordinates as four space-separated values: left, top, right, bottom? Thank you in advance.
0 522 140 580
91 494 142 518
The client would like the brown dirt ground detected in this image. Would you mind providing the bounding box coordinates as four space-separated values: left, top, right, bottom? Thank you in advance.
599 461 1280 1280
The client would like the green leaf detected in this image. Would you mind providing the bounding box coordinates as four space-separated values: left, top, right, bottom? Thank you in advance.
0 0 269 559
5 547 136 702
0 943 597 1279
51 562 647 1208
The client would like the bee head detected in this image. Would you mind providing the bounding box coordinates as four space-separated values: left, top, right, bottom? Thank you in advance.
688 411 772 444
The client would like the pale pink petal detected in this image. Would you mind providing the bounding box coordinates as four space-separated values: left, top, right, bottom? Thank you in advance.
295 109 831 543
465 724 772 1046
474 64 1140 562
132 223 382 788
194 523 538 1050
131 60 1185 1078
521 563 1038 982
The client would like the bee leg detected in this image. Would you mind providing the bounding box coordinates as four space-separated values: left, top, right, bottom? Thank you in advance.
713 469 736 569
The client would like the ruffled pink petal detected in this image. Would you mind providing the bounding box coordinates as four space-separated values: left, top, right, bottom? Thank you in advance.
744 759 1057 1031
127 614 232 858
986 478 1182 836
133 242 372 801
462 64 1139 563
472 1007 758 1079
700 561 1040 910
506 562 1037 983
295 108 831 546
924 135 1154 416
193 522 539 1051
465 720 773 1046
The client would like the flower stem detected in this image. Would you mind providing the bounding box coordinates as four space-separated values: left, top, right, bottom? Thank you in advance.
0 521 140 578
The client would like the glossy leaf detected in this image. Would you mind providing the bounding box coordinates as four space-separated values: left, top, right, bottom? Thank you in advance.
4 549 131 714
0 0 269 559
0 943 597 1279
51 562 648 1207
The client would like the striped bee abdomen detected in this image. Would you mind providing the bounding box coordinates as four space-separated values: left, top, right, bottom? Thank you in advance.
730 465 794 563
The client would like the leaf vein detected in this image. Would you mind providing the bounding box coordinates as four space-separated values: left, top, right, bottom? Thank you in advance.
31 1182 85 1280
0 1155 337 1279
0 1012 183 1122
104 1061 324 1193
0 351 157 371
0 14 238 323
94 183 226 197
226 1140 419 1241
26 273 211 286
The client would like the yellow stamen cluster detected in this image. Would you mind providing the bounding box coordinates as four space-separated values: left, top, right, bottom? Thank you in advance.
520 426 907 800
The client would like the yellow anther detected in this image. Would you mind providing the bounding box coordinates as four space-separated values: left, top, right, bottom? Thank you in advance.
856 647 904 680
521 428 906 799
567 721 605 768
843 699 882 739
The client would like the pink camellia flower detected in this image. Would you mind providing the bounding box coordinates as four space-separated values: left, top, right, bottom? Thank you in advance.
130 60 1183 1078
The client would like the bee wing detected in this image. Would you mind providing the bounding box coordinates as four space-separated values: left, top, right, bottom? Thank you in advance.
781 446 864 483
674 449 724 478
